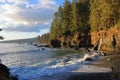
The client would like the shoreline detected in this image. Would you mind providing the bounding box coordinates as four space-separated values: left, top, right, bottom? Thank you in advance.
32 72 112 80
32 51 120 80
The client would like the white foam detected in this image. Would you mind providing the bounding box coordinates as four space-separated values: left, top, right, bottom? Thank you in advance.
83 51 99 61
72 65 111 73
10 51 103 80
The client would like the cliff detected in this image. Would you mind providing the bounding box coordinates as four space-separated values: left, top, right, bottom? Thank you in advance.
50 28 120 51
91 28 120 51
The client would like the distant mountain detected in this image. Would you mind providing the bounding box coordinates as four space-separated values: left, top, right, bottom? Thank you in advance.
0 37 38 44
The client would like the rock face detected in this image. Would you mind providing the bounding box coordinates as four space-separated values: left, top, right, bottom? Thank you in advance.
0 64 10 80
51 32 92 49
50 28 120 51
0 63 18 80
91 28 120 51
50 39 61 48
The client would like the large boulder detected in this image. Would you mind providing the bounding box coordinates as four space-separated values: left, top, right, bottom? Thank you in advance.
0 64 10 80
0 61 18 80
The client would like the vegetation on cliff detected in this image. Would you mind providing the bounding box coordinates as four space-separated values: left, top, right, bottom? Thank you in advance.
40 0 120 51
50 0 90 39
90 0 120 31
38 33 50 44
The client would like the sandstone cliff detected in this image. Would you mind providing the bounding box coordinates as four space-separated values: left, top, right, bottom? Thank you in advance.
50 28 120 51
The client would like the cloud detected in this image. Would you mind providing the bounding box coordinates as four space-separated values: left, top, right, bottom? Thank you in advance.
4 24 50 32
1 30 48 40
0 0 58 32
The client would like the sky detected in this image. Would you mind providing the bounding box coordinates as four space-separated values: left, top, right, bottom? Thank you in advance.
0 0 66 40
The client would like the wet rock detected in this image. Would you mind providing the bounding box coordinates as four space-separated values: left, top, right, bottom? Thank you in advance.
100 52 107 56
50 39 61 48
0 60 18 80
85 57 93 61
0 63 10 80
10 75 18 80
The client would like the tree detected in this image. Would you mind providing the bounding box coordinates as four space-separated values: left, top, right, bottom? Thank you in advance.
77 0 90 32
89 0 120 31
50 6 63 39
39 33 50 44
70 0 79 33
62 0 71 35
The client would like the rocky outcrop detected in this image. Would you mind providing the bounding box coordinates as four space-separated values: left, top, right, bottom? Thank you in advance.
0 64 10 80
50 28 120 51
91 28 120 51
0 63 18 80
50 39 61 48
51 32 92 49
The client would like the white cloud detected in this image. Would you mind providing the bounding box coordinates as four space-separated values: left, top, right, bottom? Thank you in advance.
0 0 57 32
39 0 57 9
0 31 44 40
7 0 28 3
0 0 60 40
0 0 6 3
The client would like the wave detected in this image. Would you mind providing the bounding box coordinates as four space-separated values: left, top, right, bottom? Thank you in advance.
9 51 100 80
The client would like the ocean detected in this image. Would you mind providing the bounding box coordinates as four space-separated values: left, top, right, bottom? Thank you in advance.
0 43 108 80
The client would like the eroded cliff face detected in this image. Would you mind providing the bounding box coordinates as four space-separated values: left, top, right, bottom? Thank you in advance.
51 32 92 49
50 28 120 51
91 28 120 51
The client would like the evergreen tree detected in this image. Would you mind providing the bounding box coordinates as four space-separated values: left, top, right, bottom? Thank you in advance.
62 0 71 35
39 33 50 43
50 6 63 39
70 0 79 33
90 0 120 31
77 0 90 32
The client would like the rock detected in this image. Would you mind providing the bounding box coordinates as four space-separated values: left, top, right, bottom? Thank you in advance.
50 39 61 48
10 75 18 80
74 46 79 50
0 60 18 80
0 64 10 80
107 58 111 61
101 52 107 56
85 57 93 61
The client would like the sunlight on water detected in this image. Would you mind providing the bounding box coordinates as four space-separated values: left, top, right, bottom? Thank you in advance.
0 43 84 80
0 43 110 80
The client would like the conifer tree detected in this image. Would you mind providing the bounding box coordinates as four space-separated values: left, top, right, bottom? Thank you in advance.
62 0 71 35
50 6 63 39
89 0 120 31
70 0 79 34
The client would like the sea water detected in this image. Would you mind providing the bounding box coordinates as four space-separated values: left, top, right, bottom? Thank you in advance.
0 43 102 80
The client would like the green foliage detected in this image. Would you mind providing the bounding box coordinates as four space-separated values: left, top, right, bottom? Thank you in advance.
48 0 120 43
50 6 63 39
77 0 90 32
89 0 120 31
70 0 78 33
50 0 90 39
62 0 71 35
38 33 50 44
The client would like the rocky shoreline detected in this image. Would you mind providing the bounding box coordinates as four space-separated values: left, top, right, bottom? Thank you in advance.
32 51 120 80
0 60 18 80
0 51 120 80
